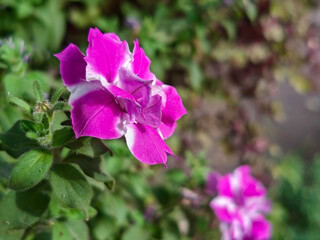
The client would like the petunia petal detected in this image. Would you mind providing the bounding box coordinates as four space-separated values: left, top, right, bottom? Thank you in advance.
236 165 267 198
102 81 141 120
70 87 125 139
54 44 86 90
85 28 131 84
124 123 174 165
132 40 155 81
160 84 187 139
210 196 237 223
251 215 272 240
136 94 162 128
118 67 152 108
217 173 233 198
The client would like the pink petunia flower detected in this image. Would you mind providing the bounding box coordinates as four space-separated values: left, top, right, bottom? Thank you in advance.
55 28 187 165
210 166 272 240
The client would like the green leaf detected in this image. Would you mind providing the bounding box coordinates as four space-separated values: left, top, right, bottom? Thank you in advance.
8 150 52 191
0 183 50 231
243 0 258 21
0 228 24 240
51 87 66 105
188 62 203 92
0 120 40 158
93 172 115 191
51 111 69 132
53 220 89 240
66 137 112 158
49 194 97 220
3 74 30 99
33 80 44 102
52 126 75 147
65 154 115 191
52 221 72 240
24 71 53 93
50 164 92 210
60 206 97 220
7 94 32 114
122 225 150 240
92 218 117 240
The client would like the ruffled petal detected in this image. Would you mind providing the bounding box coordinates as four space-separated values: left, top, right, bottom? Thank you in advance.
102 81 141 120
85 28 131 84
217 173 233 197
159 121 177 139
236 165 267 198
124 123 174 165
160 84 187 139
210 197 237 223
132 40 155 81
136 94 162 128
251 215 272 240
54 44 86 90
70 86 125 139
118 67 152 108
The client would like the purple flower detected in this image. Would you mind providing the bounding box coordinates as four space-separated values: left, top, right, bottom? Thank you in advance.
55 28 187 165
210 166 271 240
206 171 220 196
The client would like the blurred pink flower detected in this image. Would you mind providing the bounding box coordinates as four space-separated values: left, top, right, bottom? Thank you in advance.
205 171 220 196
55 28 186 165
210 166 271 240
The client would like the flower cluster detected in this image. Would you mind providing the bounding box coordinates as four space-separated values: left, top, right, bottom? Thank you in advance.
55 28 186 165
209 166 271 240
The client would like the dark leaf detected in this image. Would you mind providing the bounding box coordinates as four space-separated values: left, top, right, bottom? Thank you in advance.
50 164 92 210
65 154 115 191
66 137 112 158
0 183 50 231
52 126 75 147
0 120 40 158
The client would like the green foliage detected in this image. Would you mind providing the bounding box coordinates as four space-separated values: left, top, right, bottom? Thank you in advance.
0 183 49 231
66 137 112 158
52 126 75 147
52 220 89 240
50 164 92 210
270 154 320 240
0 120 40 158
8 150 52 191
0 0 318 239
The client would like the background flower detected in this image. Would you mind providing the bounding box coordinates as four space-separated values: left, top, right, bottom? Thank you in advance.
210 166 272 240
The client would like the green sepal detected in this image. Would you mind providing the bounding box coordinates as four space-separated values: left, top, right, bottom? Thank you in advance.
51 87 66 105
35 122 44 134
50 102 71 112
33 112 44 122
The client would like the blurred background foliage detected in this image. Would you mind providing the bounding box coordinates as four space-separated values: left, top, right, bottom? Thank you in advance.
1 0 320 239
